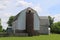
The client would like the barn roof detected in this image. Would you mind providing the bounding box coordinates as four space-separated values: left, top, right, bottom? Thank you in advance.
40 16 50 26
13 7 39 21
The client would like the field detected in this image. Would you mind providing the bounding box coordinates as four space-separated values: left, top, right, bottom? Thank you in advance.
0 34 60 40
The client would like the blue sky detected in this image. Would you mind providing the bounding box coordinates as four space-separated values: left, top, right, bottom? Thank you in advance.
0 0 60 29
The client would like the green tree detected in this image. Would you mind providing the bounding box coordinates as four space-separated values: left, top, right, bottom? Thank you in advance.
2 29 6 32
48 16 54 32
7 16 15 26
52 22 60 33
48 16 54 27
0 19 2 32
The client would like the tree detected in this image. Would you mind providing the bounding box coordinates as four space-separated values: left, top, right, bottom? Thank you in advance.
48 16 54 32
7 16 15 26
0 26 2 32
52 22 60 33
0 19 2 32
2 29 6 32
48 16 54 27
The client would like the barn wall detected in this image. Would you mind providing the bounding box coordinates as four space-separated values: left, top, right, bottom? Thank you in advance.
34 13 40 30
17 10 26 30
40 25 49 34
12 20 18 30
12 20 18 33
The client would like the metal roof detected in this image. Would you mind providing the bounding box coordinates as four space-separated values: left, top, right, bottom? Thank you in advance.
13 7 38 21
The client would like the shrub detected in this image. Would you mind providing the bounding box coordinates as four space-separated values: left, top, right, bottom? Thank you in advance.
51 22 60 33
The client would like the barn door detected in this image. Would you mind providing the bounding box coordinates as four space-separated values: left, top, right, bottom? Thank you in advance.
26 10 34 36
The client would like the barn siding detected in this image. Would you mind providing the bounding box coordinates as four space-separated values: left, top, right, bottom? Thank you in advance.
40 16 50 34
26 11 34 36
17 10 26 30
34 13 40 30
40 25 49 34
12 20 17 30
12 20 18 33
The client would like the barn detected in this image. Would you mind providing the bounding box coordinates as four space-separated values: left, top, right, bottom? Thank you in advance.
12 7 50 36
40 16 50 34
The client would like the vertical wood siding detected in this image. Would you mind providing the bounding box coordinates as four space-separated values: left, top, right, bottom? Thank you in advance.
26 11 34 36
12 20 18 33
34 13 40 30
40 26 49 34
17 10 26 30
12 20 17 30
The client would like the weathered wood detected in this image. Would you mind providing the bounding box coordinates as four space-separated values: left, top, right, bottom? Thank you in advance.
15 33 28 36
26 10 34 36
0 32 8 37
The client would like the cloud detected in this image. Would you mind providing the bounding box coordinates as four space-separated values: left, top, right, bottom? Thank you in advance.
0 4 6 10
0 0 16 29
16 0 42 13
0 0 11 10
0 12 15 29
16 0 32 7
1 18 8 29
32 5 42 13
52 14 60 22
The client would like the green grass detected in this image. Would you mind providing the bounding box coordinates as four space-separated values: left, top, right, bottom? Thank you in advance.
0 34 60 40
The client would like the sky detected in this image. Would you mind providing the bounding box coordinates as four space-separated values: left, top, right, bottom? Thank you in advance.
0 0 60 29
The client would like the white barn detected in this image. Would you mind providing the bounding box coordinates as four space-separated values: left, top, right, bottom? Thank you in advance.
12 7 50 36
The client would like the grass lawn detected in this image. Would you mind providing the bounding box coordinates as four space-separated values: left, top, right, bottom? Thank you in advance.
0 34 60 40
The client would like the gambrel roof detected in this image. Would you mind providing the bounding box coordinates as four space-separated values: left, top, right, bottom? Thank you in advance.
13 7 40 21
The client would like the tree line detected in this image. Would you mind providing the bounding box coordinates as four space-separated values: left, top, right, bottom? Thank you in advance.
48 16 60 34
